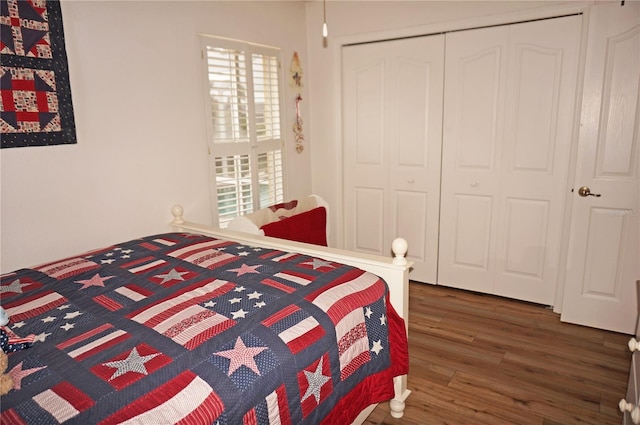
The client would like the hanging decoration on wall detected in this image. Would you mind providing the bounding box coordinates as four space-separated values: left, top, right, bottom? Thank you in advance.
290 51 304 153
293 95 304 153
0 0 77 148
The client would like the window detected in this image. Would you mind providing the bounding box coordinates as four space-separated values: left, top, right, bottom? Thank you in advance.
201 36 285 227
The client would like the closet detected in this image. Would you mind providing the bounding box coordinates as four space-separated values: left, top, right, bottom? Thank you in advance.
343 3 639 334
343 15 582 303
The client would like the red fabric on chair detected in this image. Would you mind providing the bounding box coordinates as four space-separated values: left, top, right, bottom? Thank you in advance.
260 207 327 246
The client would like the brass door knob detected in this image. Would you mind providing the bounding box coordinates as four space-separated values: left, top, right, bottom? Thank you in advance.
577 186 601 197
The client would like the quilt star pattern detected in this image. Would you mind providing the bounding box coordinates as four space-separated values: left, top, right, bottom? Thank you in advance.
0 232 409 424
0 0 76 148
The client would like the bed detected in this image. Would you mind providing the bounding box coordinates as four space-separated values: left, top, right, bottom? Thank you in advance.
0 205 412 424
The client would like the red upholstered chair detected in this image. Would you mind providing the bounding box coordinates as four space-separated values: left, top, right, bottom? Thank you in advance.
226 195 329 246
260 206 327 246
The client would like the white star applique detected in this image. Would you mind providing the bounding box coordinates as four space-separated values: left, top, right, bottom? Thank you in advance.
364 307 373 319
61 323 75 331
204 301 216 308
34 332 52 342
214 337 268 376
234 286 246 293
254 301 266 308
232 309 248 319
302 357 331 404
371 340 384 355
41 316 56 323
102 347 160 381
64 311 82 320
154 268 189 284
380 314 387 326
247 291 262 300
229 297 242 304
0 279 30 295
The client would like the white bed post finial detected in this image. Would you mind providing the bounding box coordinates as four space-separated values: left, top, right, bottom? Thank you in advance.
391 238 408 265
171 204 185 225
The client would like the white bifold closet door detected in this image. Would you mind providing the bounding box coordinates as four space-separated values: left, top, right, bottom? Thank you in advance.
342 35 444 284
438 16 582 305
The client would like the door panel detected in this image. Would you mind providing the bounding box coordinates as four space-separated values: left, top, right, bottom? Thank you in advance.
354 187 385 254
455 44 504 171
561 2 639 334
582 208 629 296
503 198 548 278
597 25 638 177
452 195 492 269
494 16 581 304
510 48 558 171
396 58 428 167
389 36 444 283
343 35 444 283
442 194 494 294
344 44 389 257
354 62 385 166
439 26 508 291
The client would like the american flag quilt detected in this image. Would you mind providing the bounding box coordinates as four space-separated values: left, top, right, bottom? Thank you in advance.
0 0 77 148
0 233 409 424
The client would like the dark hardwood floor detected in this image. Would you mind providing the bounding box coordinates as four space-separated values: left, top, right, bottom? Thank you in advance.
366 281 632 425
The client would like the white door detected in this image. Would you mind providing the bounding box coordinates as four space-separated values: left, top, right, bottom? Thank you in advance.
439 16 582 305
342 35 444 284
561 2 640 334
438 25 508 295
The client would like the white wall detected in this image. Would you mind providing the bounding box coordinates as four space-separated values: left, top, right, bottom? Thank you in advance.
0 1 312 273
304 0 589 247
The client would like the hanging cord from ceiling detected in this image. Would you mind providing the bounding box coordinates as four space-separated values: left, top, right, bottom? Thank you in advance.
322 0 328 47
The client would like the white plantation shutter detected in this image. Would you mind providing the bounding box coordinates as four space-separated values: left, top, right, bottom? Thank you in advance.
257 150 284 207
207 46 249 144
252 53 281 142
201 37 285 226
214 154 253 224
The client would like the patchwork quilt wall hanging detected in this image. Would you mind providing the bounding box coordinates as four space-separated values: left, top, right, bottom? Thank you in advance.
0 0 77 148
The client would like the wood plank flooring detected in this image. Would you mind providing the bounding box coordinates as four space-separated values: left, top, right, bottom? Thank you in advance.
365 281 632 425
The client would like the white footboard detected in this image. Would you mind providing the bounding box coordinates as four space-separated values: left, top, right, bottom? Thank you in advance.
169 205 412 419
